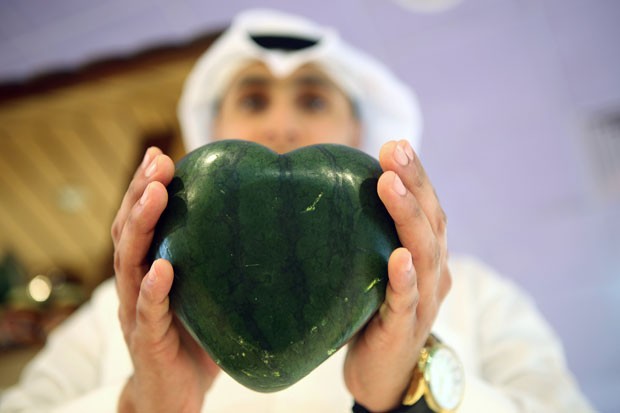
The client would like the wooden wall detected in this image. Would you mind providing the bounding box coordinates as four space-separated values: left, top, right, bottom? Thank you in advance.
0 31 219 289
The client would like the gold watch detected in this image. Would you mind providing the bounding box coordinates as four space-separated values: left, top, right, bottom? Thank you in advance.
402 334 465 412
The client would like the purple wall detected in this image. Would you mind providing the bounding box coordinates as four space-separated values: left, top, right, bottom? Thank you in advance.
1 0 618 410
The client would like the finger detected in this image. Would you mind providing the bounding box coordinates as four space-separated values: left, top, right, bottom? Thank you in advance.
380 248 419 335
115 181 169 328
112 147 160 247
379 140 447 238
377 171 444 314
378 140 449 286
377 170 437 264
135 259 175 347
438 265 452 303
111 148 175 248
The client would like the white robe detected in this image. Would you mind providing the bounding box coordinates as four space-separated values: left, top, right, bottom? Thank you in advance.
0 256 594 412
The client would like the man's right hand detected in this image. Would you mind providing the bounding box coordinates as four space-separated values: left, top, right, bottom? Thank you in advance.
111 147 220 413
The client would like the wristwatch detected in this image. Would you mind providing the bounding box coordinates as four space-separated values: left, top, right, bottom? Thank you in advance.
401 334 465 412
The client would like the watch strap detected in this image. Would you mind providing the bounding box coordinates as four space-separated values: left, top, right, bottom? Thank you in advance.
353 399 433 413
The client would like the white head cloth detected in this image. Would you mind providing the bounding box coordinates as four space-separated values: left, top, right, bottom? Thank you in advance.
178 9 423 156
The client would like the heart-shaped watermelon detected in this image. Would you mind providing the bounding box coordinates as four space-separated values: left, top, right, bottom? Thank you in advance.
150 140 400 392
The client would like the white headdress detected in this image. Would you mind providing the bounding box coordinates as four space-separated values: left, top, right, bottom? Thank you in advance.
178 9 423 156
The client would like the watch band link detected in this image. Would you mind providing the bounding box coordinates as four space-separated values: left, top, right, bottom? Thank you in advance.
353 399 434 413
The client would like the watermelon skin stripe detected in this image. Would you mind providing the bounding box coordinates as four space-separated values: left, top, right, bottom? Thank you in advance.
151 140 400 392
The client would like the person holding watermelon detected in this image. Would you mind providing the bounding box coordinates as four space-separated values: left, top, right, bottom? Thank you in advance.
0 9 592 413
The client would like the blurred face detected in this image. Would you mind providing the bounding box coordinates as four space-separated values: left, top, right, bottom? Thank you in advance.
212 62 361 153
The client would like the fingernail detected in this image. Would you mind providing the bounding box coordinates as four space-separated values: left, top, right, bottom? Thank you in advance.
402 141 415 162
394 144 409 167
405 253 413 273
141 149 153 169
145 157 157 178
139 184 150 205
147 263 157 286
393 174 407 196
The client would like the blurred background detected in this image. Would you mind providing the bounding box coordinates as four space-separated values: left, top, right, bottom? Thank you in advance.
0 0 618 411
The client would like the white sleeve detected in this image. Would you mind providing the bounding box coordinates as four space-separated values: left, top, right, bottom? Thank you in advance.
446 258 594 413
0 280 123 413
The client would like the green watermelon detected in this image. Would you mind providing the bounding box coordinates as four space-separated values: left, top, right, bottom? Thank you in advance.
150 140 400 392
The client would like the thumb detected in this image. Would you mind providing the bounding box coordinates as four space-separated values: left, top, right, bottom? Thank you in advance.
135 259 175 345
380 248 419 335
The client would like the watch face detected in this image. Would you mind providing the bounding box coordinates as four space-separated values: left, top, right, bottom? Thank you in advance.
425 346 465 411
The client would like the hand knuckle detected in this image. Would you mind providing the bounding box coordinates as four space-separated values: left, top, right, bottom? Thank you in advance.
402 297 417 315
136 301 152 326
411 290 420 309
441 268 453 297
124 208 142 235
411 203 423 219
388 292 418 316
414 174 424 189
435 208 448 234
411 158 425 188
128 178 144 201
426 239 441 266
111 221 120 243
118 310 133 343
113 249 122 274
118 307 130 328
